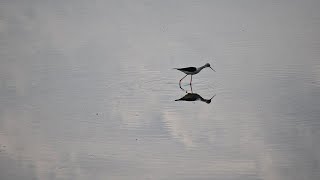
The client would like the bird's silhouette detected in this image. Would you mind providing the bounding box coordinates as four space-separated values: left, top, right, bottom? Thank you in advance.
174 63 215 86
175 93 216 104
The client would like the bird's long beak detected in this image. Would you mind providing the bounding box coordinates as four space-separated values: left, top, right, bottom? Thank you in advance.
210 67 216 72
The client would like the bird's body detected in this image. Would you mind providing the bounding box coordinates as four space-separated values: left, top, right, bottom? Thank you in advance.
175 67 198 75
175 63 215 85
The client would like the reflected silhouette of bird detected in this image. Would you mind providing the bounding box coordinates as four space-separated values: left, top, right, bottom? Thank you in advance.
174 63 215 85
175 93 216 104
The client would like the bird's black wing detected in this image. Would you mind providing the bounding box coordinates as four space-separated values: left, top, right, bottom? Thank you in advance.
176 67 197 72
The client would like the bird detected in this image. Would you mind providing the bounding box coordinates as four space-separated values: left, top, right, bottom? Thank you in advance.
175 93 216 104
174 63 215 85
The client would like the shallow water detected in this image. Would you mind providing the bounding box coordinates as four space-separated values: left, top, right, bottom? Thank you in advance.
1 1 320 180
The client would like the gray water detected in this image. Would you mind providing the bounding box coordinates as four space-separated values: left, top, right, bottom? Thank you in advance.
1 1 320 180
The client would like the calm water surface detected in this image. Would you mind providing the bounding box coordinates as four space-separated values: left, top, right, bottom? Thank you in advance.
1 1 320 180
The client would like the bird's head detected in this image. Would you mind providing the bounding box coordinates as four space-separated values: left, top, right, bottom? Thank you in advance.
205 63 215 72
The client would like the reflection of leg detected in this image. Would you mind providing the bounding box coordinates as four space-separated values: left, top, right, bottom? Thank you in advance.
179 75 187 85
179 85 184 91
190 83 193 93
179 84 187 93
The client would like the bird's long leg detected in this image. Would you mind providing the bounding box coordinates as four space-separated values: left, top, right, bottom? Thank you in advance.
190 75 192 85
179 75 187 85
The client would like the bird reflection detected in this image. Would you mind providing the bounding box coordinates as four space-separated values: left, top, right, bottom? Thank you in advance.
175 93 215 104
176 84 215 104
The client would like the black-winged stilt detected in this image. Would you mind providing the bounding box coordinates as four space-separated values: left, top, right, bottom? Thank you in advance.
175 93 216 104
174 63 215 85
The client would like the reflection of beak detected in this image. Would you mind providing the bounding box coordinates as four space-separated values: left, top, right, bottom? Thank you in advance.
210 94 216 100
210 67 216 72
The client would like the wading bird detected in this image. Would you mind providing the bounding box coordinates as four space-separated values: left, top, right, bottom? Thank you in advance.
175 63 215 85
